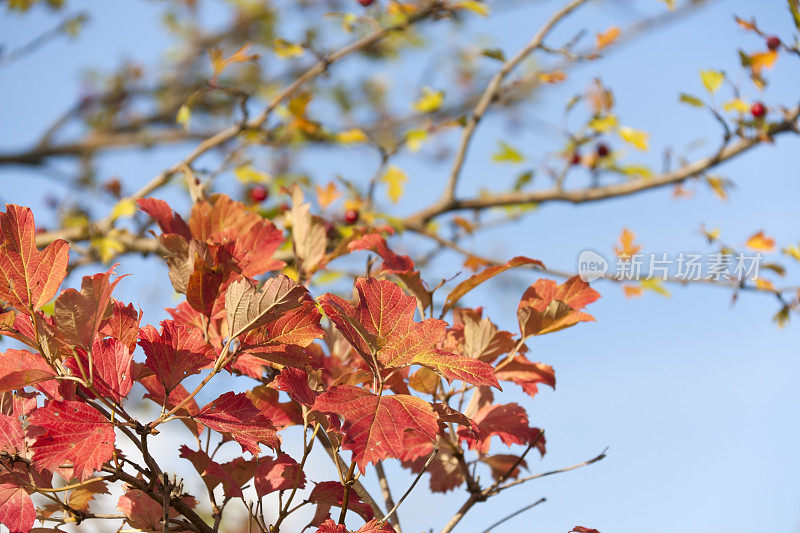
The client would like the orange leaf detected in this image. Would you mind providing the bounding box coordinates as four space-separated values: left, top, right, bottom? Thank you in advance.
596 26 621 49
746 230 775 252
614 228 641 260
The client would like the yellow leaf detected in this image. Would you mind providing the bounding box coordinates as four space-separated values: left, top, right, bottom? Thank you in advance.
538 70 567 84
110 198 137 220
614 228 641 260
336 128 368 144
272 39 304 59
234 165 271 184
748 50 778 75
381 166 408 203
782 244 800 261
641 278 671 297
491 141 525 164
282 266 300 282
700 69 725 93
588 114 617 133
453 0 490 16
618 127 650 150
315 182 341 208
723 98 750 113
596 26 621 49
746 230 775 252
176 104 191 130
659 0 675 10
754 278 775 291
91 234 125 263
405 129 427 152
706 176 728 201
413 87 444 113
452 216 475 234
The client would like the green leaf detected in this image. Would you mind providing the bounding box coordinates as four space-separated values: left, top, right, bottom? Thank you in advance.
788 0 800 30
679 93 704 107
481 48 506 61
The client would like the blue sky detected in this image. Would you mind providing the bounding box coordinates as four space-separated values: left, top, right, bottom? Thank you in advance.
1 1 799 532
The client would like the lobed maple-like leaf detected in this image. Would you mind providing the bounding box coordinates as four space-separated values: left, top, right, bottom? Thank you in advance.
99 300 142 352
28 400 115 481
254 452 305 497
442 256 544 316
179 445 244 499
518 276 600 336
446 308 518 363
67 478 109 513
194 392 278 455
66 337 134 402
138 320 214 394
54 267 122 349
316 518 396 533
0 204 69 314
0 349 55 393
313 385 439 471
410 350 499 388
225 275 309 338
481 454 528 482
136 197 192 239
138 368 203 436
247 386 303 430
457 402 544 456
117 489 164 531
307 481 375 523
271 367 318 405
0 470 35 533
494 354 555 398
403 438 465 493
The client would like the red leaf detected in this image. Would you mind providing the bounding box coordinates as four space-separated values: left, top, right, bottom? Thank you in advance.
570 528 601 533
54 267 123 349
0 472 34 533
99 301 142 352
271 367 318 405
316 519 347 533
410 350 499 388
138 320 214 393
66 338 133 402
0 205 69 313
247 386 303 430
254 452 305 497
139 370 202 436
518 276 600 336
0 349 55 393
137 197 191 239
446 308 518 363
195 392 278 455
313 386 439 471
308 481 374 522
117 489 163 531
457 402 544 455
481 454 528 481
319 278 445 368
494 354 555 398
356 519 396 532
28 400 115 481
179 445 243 498
442 257 544 316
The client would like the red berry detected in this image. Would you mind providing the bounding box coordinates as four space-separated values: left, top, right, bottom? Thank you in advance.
358 0 374 5
249 186 269 203
766 36 781 51
596 143 610 158
751 101 766 118
570 151 581 165
344 209 360 225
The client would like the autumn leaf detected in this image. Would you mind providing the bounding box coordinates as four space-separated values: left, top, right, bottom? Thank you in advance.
0 471 35 533
54 267 122 349
492 141 525 164
225 275 309 338
254 453 305 497
0 349 55 393
494 354 555 398
618 126 650 150
29 400 116 481
381 165 408 203
457 402 544 455
313 386 439 470
179 445 244 498
117 489 164 531
138 320 214 394
271 367 318 405
595 26 620 49
315 182 341 208
66 337 134 403
290 186 327 276
614 228 641 259
68 478 109 513
413 87 444 113
0 204 70 313
700 69 724 93
307 481 375 523
194 392 279 455
410 351 499 388
442 256 544 316
747 50 778 75
746 230 775 252
517 276 600 337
